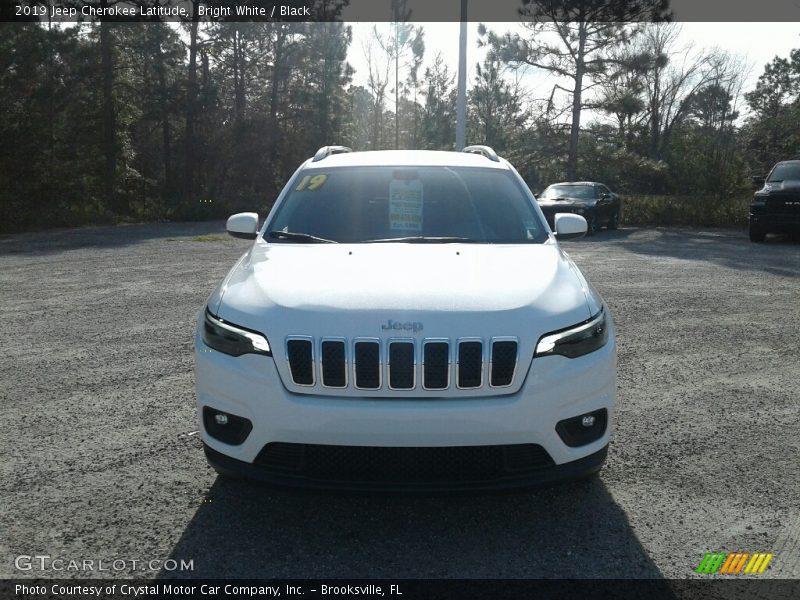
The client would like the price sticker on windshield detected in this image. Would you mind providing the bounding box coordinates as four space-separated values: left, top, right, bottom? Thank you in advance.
389 178 423 231
295 174 328 191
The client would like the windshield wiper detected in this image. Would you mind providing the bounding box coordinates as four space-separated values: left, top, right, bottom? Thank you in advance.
267 230 337 244
364 236 482 243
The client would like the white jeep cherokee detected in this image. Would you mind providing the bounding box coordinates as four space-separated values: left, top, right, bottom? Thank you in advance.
195 146 615 491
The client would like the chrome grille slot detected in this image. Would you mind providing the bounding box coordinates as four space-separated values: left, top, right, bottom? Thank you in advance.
423 341 449 390
457 340 483 389
354 340 380 389
286 338 314 385
388 341 415 389
321 339 346 388
284 335 518 394
490 340 518 387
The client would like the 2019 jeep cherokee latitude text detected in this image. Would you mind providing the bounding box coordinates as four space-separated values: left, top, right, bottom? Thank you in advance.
195 146 616 491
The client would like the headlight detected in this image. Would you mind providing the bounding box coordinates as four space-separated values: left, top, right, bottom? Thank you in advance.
535 309 608 359
202 309 271 357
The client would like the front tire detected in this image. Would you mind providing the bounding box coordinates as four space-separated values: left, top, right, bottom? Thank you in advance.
608 210 619 230
585 212 597 236
749 222 766 242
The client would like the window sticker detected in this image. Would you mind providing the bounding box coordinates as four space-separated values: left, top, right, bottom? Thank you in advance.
295 174 328 191
389 177 423 231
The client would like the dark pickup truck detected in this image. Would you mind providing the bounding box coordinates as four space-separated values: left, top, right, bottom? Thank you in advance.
750 160 800 242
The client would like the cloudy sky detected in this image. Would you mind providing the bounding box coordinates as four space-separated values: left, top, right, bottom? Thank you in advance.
346 22 799 123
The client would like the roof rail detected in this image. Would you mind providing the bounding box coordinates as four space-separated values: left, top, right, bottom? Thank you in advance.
462 145 500 162
312 145 353 162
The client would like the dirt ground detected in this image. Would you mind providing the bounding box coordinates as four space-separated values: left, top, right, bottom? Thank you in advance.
1 223 798 579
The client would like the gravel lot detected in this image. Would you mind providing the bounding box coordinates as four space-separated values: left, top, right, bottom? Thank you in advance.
1 223 798 579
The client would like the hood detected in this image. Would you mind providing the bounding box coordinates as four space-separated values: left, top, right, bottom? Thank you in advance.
209 241 598 397
761 180 800 195
537 197 597 208
212 241 593 338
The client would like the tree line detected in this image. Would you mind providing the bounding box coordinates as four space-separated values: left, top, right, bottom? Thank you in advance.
1 9 798 233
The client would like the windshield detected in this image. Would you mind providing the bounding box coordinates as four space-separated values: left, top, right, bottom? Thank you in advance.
266 166 548 243
540 184 596 200
767 163 800 182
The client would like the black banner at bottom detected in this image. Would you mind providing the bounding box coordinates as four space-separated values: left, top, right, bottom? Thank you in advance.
2 580 800 600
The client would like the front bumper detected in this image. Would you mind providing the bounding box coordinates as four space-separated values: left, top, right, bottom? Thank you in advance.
194 317 616 488
750 209 800 232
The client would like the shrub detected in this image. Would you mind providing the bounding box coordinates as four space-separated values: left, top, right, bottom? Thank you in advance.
620 195 749 228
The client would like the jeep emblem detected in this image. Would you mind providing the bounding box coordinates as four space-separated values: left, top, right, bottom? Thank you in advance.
381 319 423 333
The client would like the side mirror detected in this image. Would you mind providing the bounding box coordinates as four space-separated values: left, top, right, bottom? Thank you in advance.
752 175 766 189
226 212 259 239
554 213 587 240
600 192 611 200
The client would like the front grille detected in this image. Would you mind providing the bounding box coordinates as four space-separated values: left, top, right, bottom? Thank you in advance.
254 442 554 483
767 196 800 214
321 340 346 387
423 341 449 389
286 339 314 385
388 342 414 389
354 340 380 389
457 341 483 388
491 340 518 387
285 336 518 391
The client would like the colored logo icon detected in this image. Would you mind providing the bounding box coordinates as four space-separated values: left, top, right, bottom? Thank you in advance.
696 552 774 575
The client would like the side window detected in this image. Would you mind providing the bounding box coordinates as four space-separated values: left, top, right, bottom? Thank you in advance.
598 185 609 196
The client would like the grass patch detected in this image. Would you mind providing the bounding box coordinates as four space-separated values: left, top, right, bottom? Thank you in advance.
165 234 228 242
190 234 228 242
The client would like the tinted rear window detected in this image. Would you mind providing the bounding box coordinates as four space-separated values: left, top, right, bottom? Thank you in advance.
266 167 548 243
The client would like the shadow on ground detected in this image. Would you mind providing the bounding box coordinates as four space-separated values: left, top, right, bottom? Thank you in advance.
571 228 800 277
159 474 664 579
577 228 639 243
0 221 231 256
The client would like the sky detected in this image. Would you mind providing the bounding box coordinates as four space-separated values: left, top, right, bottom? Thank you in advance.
346 22 800 124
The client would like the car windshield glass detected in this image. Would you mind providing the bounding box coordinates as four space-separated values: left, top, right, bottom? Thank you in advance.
540 184 596 200
266 166 548 243
767 163 800 182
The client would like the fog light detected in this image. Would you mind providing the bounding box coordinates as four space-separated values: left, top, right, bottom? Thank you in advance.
202 407 252 445
556 409 607 447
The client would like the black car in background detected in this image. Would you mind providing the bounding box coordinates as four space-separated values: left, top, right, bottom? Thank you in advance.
750 160 800 242
537 182 621 235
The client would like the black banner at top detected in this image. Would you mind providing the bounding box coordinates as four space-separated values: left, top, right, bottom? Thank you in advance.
2 0 800 23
